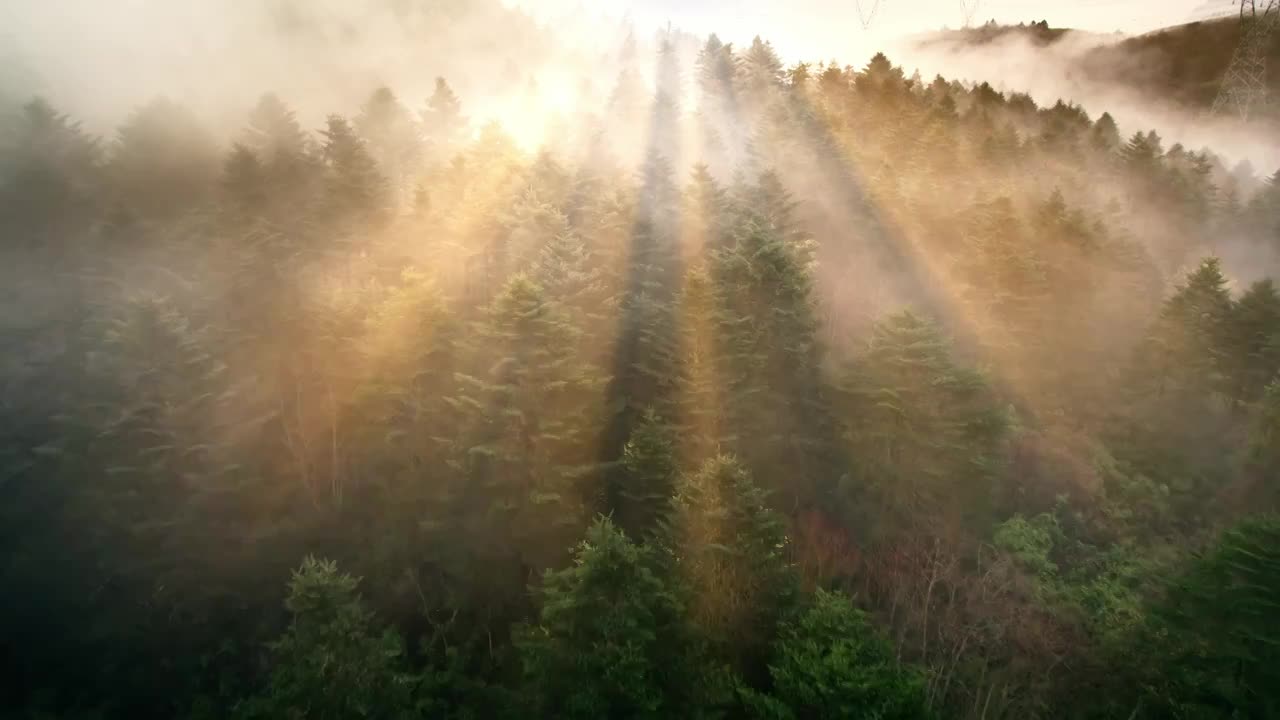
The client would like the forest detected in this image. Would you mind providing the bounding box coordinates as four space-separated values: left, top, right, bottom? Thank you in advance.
2 12 1280 720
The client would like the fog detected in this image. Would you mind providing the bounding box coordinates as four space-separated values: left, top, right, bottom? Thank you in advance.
892 24 1280 169
5 2 1280 717
0 0 601 138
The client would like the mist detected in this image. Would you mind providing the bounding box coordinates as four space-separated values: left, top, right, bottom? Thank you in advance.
4 1 1280 718
894 23 1280 169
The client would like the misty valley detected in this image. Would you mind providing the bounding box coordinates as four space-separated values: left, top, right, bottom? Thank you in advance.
2 0 1280 718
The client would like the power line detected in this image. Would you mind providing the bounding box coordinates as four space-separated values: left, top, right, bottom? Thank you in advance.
854 0 882 30
853 0 980 30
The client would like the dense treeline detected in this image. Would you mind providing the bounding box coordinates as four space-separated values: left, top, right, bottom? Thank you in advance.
2 26 1280 720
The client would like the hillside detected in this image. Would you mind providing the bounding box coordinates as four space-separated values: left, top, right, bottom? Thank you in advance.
3 8 1280 720
911 16 1280 118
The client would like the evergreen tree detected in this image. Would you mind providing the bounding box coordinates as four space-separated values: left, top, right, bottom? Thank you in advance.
601 151 685 492
356 87 422 204
1134 517 1280 719
221 143 267 218
238 557 421 720
1226 279 1280 405
709 208 838 508
240 93 319 223
0 97 101 250
422 77 467 155
108 96 221 220
449 274 601 577
616 408 679 541
740 589 931 720
518 517 707 719
666 455 798 676
244 93 311 164
1137 257 1234 402
838 311 1008 531
320 114 390 229
1243 378 1280 508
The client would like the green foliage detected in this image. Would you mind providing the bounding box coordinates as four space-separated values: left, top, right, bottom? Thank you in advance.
517 516 705 719
616 409 679 540
839 310 1009 530
709 197 839 508
740 589 931 720
1130 517 1280 719
238 557 421 720
320 114 389 227
994 513 1058 578
6 31 1280 720
666 455 799 674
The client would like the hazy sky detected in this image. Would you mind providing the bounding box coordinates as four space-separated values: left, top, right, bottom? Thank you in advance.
514 0 1226 60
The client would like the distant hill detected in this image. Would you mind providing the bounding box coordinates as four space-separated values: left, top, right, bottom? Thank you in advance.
911 17 1280 118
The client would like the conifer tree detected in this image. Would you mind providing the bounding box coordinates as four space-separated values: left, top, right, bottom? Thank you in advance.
221 143 267 218
319 114 390 230
244 93 312 165
450 274 601 574
356 87 422 204
666 455 798 676
838 311 1007 531
518 517 704 719
709 209 838 508
738 36 785 101
240 93 319 224
740 589 930 720
1245 379 1280 502
0 97 101 249
615 408 679 541
1138 257 1234 402
601 151 685 483
1226 279 1280 404
1135 517 1280 719
422 77 467 155
108 97 221 220
238 557 420 720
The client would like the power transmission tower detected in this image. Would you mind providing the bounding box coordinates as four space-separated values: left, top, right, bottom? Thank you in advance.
1210 0 1279 121
960 0 980 27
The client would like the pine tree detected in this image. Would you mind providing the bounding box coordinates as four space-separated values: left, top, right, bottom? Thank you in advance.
1138 517 1280 718
244 93 311 163
319 114 390 229
955 196 1049 379
356 87 422 204
615 409 679 541
665 455 798 676
600 151 685 489
838 311 1008 531
532 226 610 371
737 36 785 101
1244 378 1280 505
449 274 601 575
241 93 319 223
221 143 267 218
0 97 102 250
740 589 930 720
696 34 738 109
238 557 420 720
108 96 221 220
422 77 467 155
1226 278 1280 404
709 210 839 509
517 517 705 719
1138 257 1234 402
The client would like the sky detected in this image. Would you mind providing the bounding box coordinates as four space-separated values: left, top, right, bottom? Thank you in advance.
511 0 1227 61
